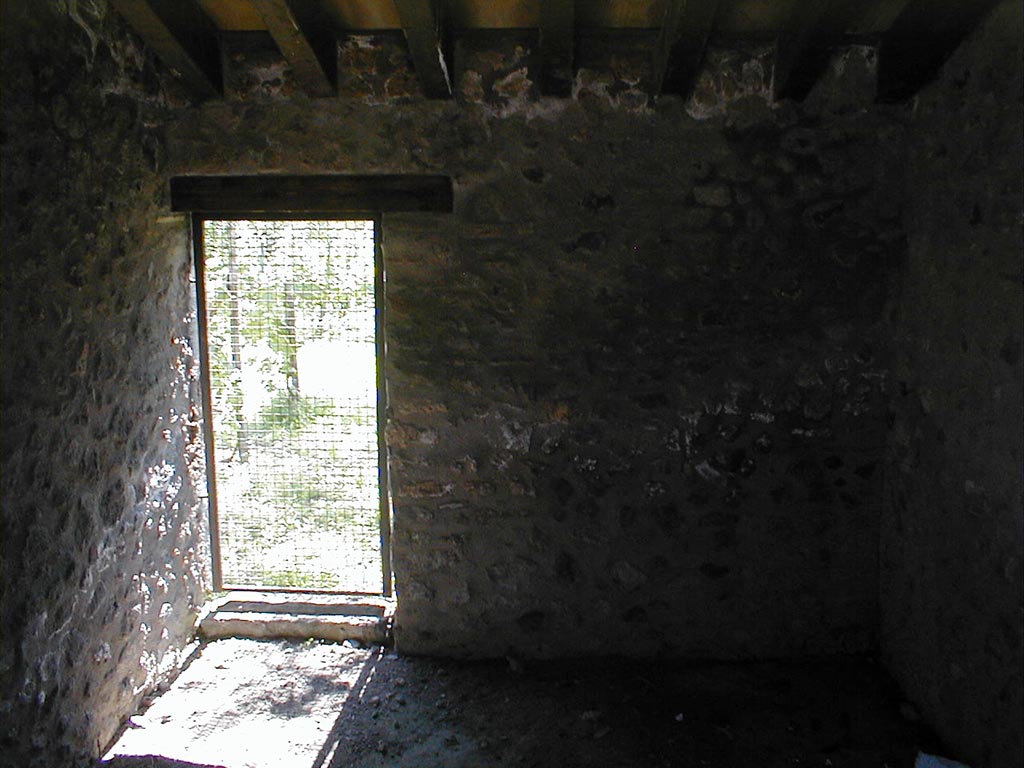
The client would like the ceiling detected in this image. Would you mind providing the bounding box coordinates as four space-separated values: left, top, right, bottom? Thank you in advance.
196 0 910 35
109 0 1001 103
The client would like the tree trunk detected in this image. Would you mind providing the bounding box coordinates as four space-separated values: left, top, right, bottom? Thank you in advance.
284 282 300 398
226 233 248 461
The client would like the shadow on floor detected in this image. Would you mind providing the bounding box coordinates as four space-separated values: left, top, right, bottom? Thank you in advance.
103 639 944 768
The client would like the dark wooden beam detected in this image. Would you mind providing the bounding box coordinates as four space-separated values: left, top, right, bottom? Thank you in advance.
773 0 853 102
539 0 575 97
109 0 221 99
393 0 452 99
650 0 720 101
170 175 454 214
877 0 1001 101
251 0 335 97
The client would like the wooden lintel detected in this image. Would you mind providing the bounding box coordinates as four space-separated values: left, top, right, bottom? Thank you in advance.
170 175 454 214
651 0 720 101
877 0 1001 101
393 0 452 99
539 0 575 97
251 0 335 97
109 0 221 99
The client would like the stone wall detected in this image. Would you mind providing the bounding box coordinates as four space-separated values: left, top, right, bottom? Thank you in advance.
168 41 905 659
881 2 1024 766
0 2 209 765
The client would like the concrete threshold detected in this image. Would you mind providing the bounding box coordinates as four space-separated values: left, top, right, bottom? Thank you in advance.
197 591 393 645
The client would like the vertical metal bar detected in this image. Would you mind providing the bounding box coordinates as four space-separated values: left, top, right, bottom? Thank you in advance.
374 216 394 597
192 214 225 591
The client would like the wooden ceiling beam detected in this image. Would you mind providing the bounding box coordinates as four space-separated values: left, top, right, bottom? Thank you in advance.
539 0 575 97
651 0 720 101
393 0 452 99
877 0 1001 101
110 0 222 99
774 0 901 101
251 0 335 97
773 0 845 102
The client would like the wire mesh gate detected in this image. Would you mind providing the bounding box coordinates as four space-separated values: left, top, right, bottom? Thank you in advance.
195 218 390 594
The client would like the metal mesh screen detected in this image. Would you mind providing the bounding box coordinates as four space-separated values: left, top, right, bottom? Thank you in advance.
201 219 382 592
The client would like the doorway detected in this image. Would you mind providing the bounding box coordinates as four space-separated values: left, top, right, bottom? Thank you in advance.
194 217 390 595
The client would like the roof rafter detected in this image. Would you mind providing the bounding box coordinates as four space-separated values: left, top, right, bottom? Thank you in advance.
539 0 575 97
251 0 335 97
775 0 910 102
393 0 452 99
772 0 854 102
877 0 1002 101
650 0 720 101
109 0 222 99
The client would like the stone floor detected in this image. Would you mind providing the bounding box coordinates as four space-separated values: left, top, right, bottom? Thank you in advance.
102 638 946 768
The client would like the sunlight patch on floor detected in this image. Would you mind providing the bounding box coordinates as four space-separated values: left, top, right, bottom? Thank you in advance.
105 639 375 768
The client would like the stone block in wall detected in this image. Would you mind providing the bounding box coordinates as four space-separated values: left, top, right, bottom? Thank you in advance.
338 33 419 101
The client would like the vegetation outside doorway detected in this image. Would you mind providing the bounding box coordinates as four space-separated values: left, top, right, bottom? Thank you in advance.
194 217 391 595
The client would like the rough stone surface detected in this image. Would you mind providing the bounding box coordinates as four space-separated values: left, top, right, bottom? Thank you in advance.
338 33 420 102
881 3 1024 767
166 49 906 660
198 613 387 644
801 46 878 116
0 2 209 765
221 32 298 102
687 42 774 120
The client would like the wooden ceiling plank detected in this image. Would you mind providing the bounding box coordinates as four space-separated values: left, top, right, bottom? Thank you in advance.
453 0 539 29
393 0 453 98
877 0 1001 101
593 0 660 30
651 0 720 100
322 0 402 30
539 0 574 96
199 0 266 31
251 0 335 96
844 0 914 35
110 0 222 98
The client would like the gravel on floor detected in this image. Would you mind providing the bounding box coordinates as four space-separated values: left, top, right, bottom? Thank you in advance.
102 638 943 768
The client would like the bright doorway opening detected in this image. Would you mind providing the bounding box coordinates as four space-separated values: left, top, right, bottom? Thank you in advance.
195 218 390 595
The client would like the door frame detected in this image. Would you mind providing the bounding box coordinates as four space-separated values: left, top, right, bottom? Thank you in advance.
190 212 393 597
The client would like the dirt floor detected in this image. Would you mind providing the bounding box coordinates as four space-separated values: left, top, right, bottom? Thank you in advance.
102 638 943 768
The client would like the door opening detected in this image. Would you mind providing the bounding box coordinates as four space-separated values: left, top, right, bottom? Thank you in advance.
194 217 391 595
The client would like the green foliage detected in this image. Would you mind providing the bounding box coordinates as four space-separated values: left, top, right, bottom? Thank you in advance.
249 392 337 446
203 219 374 373
257 569 343 590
